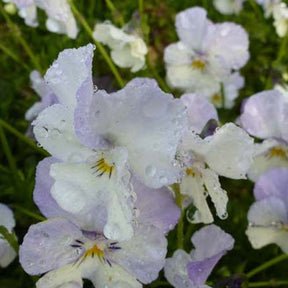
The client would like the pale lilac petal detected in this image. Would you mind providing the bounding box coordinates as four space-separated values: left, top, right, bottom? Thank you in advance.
240 90 288 141
164 250 192 288
0 203 15 232
44 44 94 109
19 218 84 275
191 224 234 261
208 22 249 70
254 168 288 205
164 42 194 66
175 7 210 52
0 245 17 268
187 254 223 285
75 78 188 188
33 104 95 162
181 93 218 134
114 224 167 284
246 197 288 253
133 177 180 233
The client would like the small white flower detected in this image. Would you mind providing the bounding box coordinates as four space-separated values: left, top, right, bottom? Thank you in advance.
272 2 288 37
213 0 245 15
93 21 148 72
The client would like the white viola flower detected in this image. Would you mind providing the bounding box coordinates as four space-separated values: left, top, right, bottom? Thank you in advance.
32 44 136 241
256 0 281 17
272 2 288 37
0 203 17 268
25 70 58 122
164 7 249 98
93 22 148 72
165 225 234 288
240 89 288 181
179 94 254 223
213 0 245 15
3 0 37 27
34 0 78 39
246 168 288 253
32 44 184 241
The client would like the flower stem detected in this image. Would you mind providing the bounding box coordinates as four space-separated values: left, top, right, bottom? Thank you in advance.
69 0 125 88
249 281 288 287
0 3 42 72
173 183 184 249
275 33 288 65
0 119 49 156
246 254 288 279
104 0 125 27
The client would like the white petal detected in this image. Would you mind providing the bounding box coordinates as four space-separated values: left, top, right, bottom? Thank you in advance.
164 42 194 66
202 168 228 220
180 174 214 224
0 244 16 268
0 203 15 232
175 7 210 52
44 44 94 109
36 265 82 288
18 4 38 27
184 123 254 179
33 104 95 162
50 148 135 241
164 250 192 288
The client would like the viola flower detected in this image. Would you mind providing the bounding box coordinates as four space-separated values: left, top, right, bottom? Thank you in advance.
4 0 78 38
25 70 58 122
93 21 148 72
164 225 234 288
213 0 245 15
179 94 254 223
0 203 17 268
246 168 288 253
272 2 288 37
240 89 288 181
164 7 249 99
19 157 179 288
32 44 183 240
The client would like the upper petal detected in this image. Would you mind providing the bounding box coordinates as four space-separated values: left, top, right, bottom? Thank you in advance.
240 90 288 141
75 78 188 188
175 7 210 52
0 203 15 232
44 44 94 109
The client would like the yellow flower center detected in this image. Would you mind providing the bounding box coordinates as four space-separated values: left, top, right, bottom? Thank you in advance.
84 244 104 259
92 158 115 178
186 168 196 176
269 147 287 159
212 93 221 103
191 59 206 71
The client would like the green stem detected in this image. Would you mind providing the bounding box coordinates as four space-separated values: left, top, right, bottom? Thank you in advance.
249 281 288 287
0 125 18 177
69 0 125 88
0 119 49 156
0 42 30 71
0 226 19 253
173 183 184 249
12 205 46 221
275 33 288 65
247 0 263 19
247 254 288 279
104 0 125 27
0 3 42 72
220 82 225 109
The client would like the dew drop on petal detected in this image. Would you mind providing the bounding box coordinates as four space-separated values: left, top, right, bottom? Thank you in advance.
220 211 228 220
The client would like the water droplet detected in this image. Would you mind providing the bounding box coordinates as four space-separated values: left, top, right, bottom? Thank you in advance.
145 165 156 177
220 212 228 220
159 176 168 184
168 224 174 230
38 127 48 138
